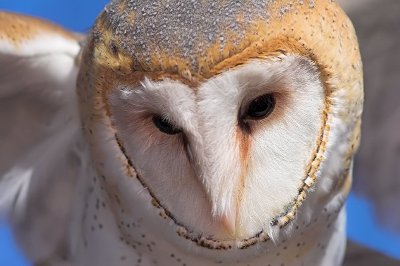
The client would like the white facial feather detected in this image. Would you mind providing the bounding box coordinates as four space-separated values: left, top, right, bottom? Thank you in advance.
108 55 324 240
237 58 324 238
109 79 223 237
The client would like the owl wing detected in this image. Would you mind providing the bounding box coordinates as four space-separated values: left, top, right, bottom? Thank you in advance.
0 12 86 262
343 1 400 232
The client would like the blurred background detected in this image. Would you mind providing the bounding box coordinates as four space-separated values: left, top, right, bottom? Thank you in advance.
0 0 399 265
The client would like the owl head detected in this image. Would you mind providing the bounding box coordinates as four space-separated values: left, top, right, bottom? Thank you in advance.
77 0 362 255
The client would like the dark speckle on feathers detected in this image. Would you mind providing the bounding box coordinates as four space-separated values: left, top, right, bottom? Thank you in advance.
103 0 272 72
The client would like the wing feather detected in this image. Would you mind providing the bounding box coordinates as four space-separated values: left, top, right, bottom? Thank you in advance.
0 12 87 263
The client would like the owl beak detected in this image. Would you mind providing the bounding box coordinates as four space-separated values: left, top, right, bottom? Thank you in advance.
187 119 245 239
220 209 237 237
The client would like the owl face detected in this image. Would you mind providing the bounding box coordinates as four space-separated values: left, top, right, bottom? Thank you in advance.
78 0 362 252
107 56 324 240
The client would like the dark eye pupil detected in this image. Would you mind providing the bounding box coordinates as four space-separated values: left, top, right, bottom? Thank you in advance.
247 93 276 119
152 115 181 135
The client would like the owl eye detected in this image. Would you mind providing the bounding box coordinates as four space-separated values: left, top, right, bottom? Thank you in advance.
152 115 182 135
246 93 276 119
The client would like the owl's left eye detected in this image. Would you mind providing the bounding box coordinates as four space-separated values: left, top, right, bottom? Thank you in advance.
152 115 182 135
246 93 276 120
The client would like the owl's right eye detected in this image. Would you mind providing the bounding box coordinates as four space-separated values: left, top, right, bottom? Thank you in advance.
152 115 182 135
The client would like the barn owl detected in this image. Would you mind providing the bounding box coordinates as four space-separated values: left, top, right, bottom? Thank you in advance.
0 0 363 266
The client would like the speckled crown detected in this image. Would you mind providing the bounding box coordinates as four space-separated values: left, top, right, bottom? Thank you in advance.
86 0 361 84
99 0 272 77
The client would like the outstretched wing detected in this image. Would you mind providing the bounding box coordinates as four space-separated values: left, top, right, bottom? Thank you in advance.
0 12 86 263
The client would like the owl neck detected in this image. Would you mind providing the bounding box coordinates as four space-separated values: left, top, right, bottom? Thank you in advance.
59 166 348 266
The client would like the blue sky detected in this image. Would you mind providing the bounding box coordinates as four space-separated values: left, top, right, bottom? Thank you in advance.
1 0 109 32
1 0 399 264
